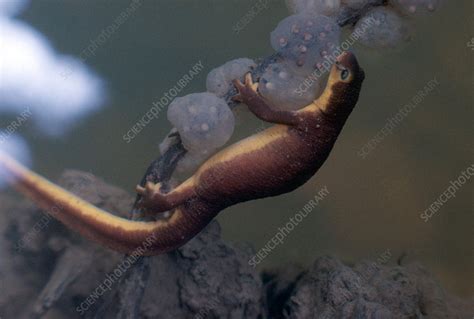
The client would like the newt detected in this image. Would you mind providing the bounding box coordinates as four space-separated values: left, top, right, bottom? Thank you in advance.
0 51 365 255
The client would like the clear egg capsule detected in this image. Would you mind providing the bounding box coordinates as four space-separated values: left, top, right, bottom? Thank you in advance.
259 62 323 111
391 0 441 15
354 7 410 49
270 14 340 75
167 93 235 153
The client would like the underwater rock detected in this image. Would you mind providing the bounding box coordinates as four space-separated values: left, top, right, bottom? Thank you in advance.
206 58 256 98
167 92 235 153
140 222 263 319
0 170 129 318
278 256 467 318
259 62 323 111
354 7 410 49
270 13 341 76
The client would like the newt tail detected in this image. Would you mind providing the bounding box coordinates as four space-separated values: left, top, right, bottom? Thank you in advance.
0 153 217 255
0 51 365 255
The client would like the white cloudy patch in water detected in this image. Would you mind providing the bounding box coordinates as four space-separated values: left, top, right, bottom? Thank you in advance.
0 0 29 17
0 134 31 189
0 18 105 135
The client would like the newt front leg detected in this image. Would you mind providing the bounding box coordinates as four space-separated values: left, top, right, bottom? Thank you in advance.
233 73 302 126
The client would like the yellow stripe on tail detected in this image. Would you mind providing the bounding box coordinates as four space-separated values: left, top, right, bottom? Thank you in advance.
0 152 188 255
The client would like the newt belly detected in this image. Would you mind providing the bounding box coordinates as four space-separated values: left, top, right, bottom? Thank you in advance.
0 51 364 255
195 124 331 206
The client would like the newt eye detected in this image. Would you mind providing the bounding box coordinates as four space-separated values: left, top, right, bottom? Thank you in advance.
340 69 350 80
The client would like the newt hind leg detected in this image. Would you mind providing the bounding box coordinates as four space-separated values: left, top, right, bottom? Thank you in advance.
136 177 197 213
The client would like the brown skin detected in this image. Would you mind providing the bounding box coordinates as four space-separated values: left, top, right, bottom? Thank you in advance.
0 51 364 255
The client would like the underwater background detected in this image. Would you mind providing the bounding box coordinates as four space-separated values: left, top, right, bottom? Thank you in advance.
2 0 472 297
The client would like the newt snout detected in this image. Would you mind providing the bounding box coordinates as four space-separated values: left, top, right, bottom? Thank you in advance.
335 51 365 81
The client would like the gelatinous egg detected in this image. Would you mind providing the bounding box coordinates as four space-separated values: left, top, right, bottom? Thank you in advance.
271 14 340 75
286 0 342 17
167 92 235 152
206 58 256 97
391 0 440 15
342 0 370 9
259 62 324 111
175 150 209 175
354 7 410 49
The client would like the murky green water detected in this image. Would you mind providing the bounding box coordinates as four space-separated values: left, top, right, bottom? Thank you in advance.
17 0 473 296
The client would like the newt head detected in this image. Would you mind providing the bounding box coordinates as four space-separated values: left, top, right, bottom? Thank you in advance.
312 51 365 118
329 51 365 85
